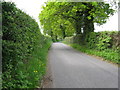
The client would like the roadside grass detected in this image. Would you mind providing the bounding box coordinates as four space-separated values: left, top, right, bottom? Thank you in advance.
2 40 53 89
17 40 52 88
64 43 119 64
62 31 119 65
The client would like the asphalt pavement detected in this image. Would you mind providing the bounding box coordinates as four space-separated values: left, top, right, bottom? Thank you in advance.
48 42 118 88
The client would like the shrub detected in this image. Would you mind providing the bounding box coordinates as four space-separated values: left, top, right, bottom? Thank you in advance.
63 31 119 64
84 31 119 51
2 2 52 89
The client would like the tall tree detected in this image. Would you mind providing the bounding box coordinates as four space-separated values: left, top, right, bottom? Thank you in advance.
39 2 115 38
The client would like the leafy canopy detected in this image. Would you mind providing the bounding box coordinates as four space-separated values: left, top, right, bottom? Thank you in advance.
39 1 115 39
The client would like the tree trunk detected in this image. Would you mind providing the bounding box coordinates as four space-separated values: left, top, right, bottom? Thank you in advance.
55 35 58 41
50 30 54 41
60 25 66 39
75 19 82 35
75 11 83 35
83 7 94 36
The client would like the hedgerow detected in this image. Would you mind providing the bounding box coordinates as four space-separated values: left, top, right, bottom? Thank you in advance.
84 31 120 51
63 31 119 64
2 2 52 88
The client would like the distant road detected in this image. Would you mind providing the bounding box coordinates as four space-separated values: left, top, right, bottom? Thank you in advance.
48 43 118 88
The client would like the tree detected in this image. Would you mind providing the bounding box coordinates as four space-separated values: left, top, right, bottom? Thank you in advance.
39 1 115 39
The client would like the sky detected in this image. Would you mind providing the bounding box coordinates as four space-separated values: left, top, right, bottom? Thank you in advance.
5 0 118 32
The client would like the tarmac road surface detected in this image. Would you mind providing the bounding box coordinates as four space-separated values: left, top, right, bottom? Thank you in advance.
48 43 118 88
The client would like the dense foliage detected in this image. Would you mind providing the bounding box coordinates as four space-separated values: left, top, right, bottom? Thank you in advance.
2 2 52 88
39 2 115 41
85 31 120 50
63 31 119 64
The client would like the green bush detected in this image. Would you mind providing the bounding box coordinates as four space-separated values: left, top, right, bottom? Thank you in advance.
84 31 119 50
63 31 119 64
71 44 119 64
2 2 52 89
85 32 98 49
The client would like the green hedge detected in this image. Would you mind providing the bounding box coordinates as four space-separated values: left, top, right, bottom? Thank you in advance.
63 31 119 64
2 2 52 88
85 31 120 51
71 44 119 64
66 31 120 51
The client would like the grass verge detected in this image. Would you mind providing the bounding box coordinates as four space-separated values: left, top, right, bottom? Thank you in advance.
2 40 52 89
17 40 53 88
67 43 119 65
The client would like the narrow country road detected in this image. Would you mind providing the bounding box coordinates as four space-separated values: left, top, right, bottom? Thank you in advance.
48 43 118 88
